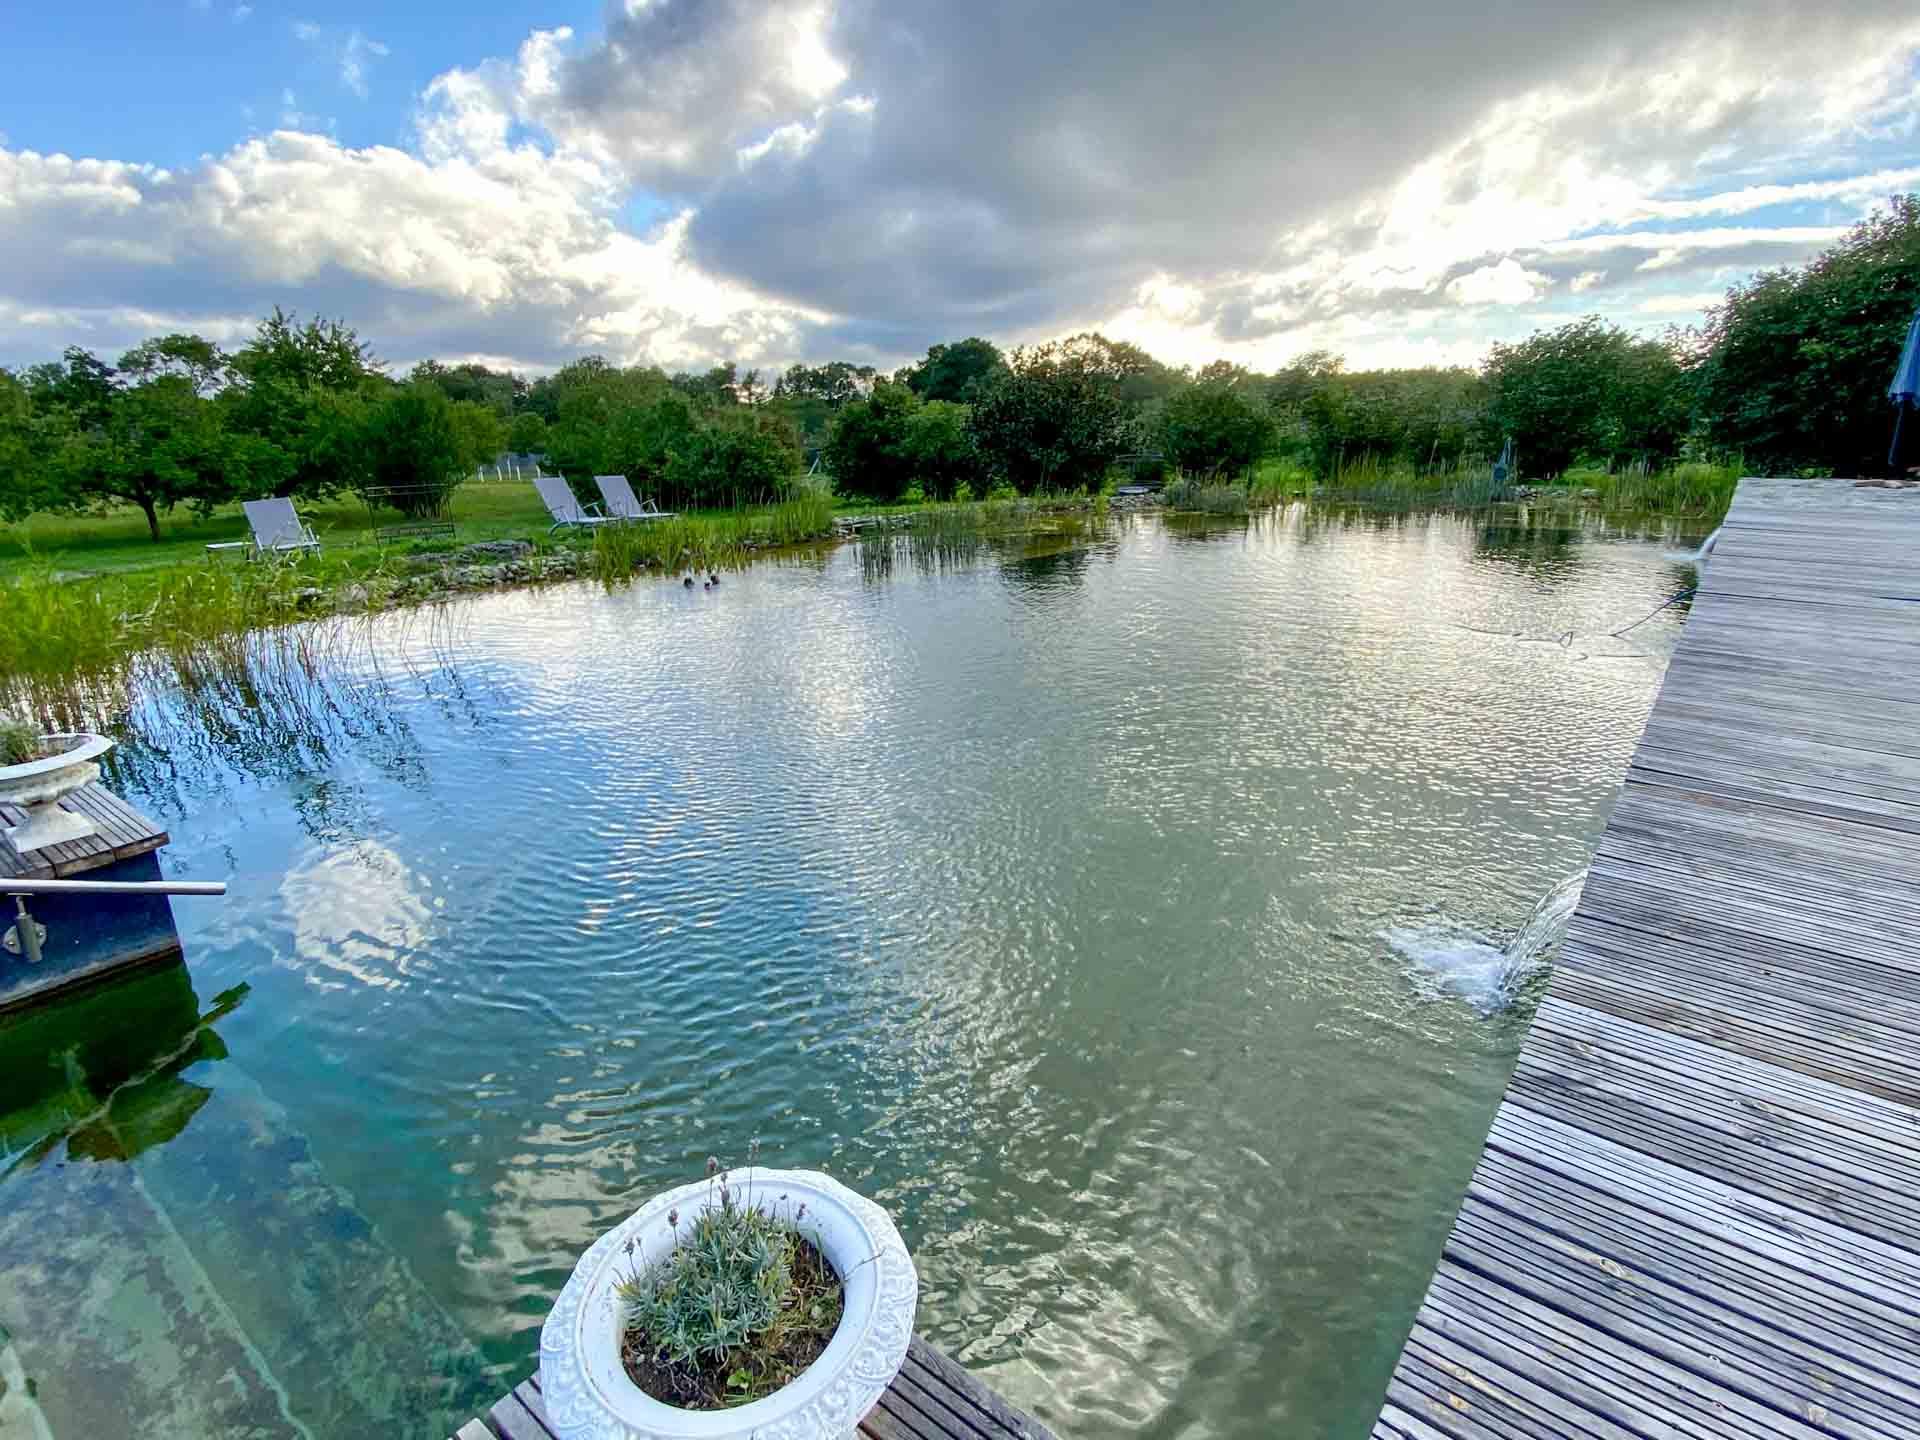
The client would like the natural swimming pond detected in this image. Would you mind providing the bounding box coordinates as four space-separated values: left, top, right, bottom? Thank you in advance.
0 506 1703 1438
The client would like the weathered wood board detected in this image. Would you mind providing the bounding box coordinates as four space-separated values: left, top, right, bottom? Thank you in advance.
459 1335 1056 1440
1376 478 1920 1438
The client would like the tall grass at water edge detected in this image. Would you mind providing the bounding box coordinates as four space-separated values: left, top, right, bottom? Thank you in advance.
1556 462 1740 517
1304 456 1510 508
1 557 385 692
855 494 1107 580
1303 455 1739 518
588 493 835 584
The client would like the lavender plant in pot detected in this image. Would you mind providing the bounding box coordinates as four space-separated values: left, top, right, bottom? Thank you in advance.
0 720 115 853
540 1152 917 1440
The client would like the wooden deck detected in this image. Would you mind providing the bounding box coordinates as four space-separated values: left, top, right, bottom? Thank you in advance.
0 782 168 880
1376 477 1920 1438
457 1335 1055 1440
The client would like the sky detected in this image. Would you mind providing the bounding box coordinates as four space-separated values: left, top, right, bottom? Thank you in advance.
2 1 1918 378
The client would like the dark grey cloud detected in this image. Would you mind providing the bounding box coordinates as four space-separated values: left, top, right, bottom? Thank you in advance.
655 0 1919 350
4 0 1918 372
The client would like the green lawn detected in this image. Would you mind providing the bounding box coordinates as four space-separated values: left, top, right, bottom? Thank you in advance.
0 483 558 580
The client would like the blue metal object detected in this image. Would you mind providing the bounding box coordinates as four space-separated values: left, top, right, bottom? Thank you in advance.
0 849 183 1009
1891 307 1920 404
1891 305 1920 473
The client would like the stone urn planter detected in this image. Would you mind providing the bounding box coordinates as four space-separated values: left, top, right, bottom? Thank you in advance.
0 733 114 853
540 1169 917 1440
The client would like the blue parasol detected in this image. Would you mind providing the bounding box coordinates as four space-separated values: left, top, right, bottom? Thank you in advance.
1890 304 1920 474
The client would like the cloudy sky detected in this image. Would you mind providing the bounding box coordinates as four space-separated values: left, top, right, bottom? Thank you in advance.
4 1 1919 377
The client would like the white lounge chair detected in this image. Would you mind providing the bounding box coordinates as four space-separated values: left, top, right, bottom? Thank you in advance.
594 475 677 522
242 497 321 559
534 476 615 533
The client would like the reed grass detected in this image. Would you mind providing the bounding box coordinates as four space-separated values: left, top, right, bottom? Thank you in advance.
1162 477 1252 514
589 493 835 585
1557 462 1739 517
1307 456 1509 508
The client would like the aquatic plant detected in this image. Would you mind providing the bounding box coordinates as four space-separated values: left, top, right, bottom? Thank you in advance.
1163 476 1251 514
616 1152 843 1409
1559 461 1739 517
588 494 835 585
1310 455 1509 508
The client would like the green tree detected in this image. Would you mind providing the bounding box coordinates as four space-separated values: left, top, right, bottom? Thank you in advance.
0 369 65 522
118 334 227 395
967 340 1133 493
773 361 877 443
900 400 981 499
1161 380 1275 478
663 413 800 507
410 360 523 416
59 374 240 540
1483 317 1685 478
824 382 920 501
1693 193 1920 474
223 309 382 499
25 348 118 433
902 338 1006 404
507 411 549 454
361 381 477 517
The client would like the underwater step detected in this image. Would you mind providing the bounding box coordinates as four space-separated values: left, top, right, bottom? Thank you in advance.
0 963 491 1438
0 1153 308 1436
128 1061 493 1438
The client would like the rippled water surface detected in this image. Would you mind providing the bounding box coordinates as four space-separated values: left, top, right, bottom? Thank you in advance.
0 507 1703 1438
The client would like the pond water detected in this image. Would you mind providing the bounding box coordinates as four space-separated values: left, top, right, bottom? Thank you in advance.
0 506 1703 1439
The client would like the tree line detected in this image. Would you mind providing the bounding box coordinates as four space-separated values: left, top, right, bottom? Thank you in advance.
3 195 1916 537
792 193 1920 500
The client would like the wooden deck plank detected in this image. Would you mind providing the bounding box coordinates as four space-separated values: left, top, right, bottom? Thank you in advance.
0 782 167 881
456 1336 1052 1440
1377 478 1920 1437
487 1388 552 1440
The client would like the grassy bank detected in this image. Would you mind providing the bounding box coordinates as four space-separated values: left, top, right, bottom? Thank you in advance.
588 494 834 583
1 483 557 581
1210 456 1741 519
0 490 838 698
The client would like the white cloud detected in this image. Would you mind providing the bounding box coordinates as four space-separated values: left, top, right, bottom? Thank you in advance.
1445 260 1550 307
6 0 1920 373
1636 291 1729 315
340 30 391 99
294 20 390 98
0 70 823 374
231 3 252 21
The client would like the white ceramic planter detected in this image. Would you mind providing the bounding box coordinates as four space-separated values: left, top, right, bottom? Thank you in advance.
0 734 114 853
541 1169 917 1440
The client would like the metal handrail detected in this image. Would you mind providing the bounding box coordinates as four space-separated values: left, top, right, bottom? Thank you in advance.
4 877 224 965
4 878 226 897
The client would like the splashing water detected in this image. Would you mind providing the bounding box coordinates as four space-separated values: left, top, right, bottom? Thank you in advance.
1667 525 1721 566
1383 871 1587 1015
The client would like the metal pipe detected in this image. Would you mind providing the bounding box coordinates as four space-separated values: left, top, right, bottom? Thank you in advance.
3 878 227 897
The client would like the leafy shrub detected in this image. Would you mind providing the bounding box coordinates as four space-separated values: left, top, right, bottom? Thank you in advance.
967 341 1133 494
1160 383 1274 478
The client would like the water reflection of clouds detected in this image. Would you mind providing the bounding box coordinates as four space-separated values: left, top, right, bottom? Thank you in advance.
279 840 437 993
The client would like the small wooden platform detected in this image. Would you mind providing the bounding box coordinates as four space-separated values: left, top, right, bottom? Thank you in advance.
456 1336 1054 1440
1376 478 1920 1438
0 782 169 881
